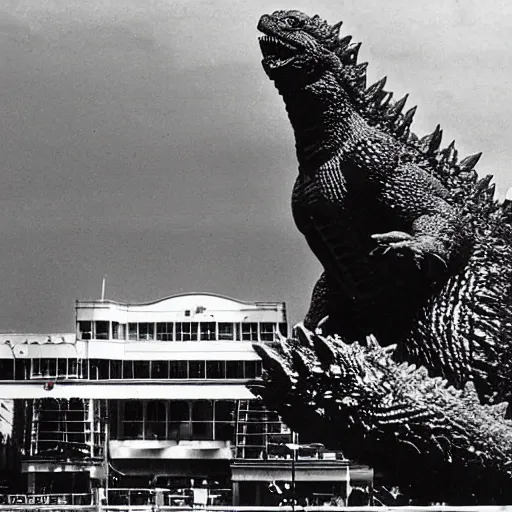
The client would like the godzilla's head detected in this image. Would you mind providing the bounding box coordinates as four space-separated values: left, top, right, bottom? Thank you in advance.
258 10 345 84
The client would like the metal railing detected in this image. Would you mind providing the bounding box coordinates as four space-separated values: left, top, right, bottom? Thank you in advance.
1 505 512 511
1 495 92 506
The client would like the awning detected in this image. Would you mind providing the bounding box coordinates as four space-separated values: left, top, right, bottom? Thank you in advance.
0 383 256 400
110 458 231 477
231 461 374 483
109 440 233 460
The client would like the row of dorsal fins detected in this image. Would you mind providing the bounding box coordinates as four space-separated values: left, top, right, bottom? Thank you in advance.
327 19 495 201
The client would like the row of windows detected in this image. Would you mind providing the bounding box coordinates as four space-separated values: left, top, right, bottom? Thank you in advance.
110 399 236 441
77 321 288 342
0 358 262 381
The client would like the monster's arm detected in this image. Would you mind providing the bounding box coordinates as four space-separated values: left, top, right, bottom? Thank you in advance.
296 116 469 291
250 326 512 505
369 160 469 270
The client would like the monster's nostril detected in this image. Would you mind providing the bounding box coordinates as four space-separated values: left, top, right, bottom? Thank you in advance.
257 15 270 31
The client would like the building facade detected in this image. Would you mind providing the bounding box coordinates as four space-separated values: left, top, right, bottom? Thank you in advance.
0 293 372 506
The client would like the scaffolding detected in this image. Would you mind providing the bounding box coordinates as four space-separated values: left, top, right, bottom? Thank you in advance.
30 398 106 459
235 400 292 459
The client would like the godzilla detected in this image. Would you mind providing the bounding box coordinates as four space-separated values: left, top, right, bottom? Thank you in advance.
250 9 512 505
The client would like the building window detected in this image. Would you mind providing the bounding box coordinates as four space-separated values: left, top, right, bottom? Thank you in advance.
260 323 277 341
0 360 14 380
68 359 83 378
133 361 150 379
138 323 154 341
31 359 41 377
95 321 109 340
110 360 122 379
226 360 245 379
189 361 205 379
99 360 109 379
123 401 143 439
169 361 188 379
23 358 263 381
90 359 109 380
241 323 258 341
81 359 89 379
151 361 169 379
215 400 235 441
146 401 167 439
218 323 234 341
108 401 119 438
128 323 138 341
89 359 99 379
156 323 173 341
191 400 213 440
175 322 198 341
206 361 225 379
78 321 92 340
41 358 57 378
169 401 190 441
245 361 262 379
200 322 216 341
123 361 134 379
112 322 125 340
14 360 27 380
34 398 91 455
57 359 67 378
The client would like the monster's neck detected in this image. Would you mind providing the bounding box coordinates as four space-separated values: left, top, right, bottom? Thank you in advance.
277 72 357 172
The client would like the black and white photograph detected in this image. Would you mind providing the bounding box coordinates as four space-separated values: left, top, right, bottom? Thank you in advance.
0 0 511 509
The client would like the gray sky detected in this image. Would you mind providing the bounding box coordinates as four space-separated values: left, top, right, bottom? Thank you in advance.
1 0 511 332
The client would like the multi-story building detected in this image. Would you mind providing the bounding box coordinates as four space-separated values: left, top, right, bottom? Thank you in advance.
0 293 372 506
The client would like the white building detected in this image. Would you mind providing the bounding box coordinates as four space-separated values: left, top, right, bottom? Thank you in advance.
0 293 371 506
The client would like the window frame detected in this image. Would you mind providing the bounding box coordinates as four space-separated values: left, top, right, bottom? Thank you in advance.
156 322 174 341
175 322 199 341
138 322 155 341
200 322 216 341
241 322 258 341
260 322 277 341
218 322 234 341
78 321 92 340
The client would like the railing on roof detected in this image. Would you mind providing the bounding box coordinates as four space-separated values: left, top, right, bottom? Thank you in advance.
1 493 92 506
1 506 512 511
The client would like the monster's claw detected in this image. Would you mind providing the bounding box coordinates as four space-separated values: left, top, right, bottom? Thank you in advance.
315 315 330 335
370 231 448 271
371 231 413 244
431 252 448 270
370 231 413 257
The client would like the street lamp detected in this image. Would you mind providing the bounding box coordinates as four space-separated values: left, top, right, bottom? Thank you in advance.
285 435 326 512
284 432 298 512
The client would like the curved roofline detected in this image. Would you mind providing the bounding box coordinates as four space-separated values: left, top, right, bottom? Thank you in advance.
77 292 285 307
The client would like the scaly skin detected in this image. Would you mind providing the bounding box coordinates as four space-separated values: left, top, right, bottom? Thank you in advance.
249 327 512 505
257 10 512 404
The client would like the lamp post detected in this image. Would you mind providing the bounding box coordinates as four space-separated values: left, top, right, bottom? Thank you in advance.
291 433 296 512
285 432 298 512
284 438 326 511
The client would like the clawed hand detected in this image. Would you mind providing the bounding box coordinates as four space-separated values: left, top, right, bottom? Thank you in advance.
370 231 447 270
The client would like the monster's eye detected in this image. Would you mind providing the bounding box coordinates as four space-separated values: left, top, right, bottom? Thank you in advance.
281 16 305 29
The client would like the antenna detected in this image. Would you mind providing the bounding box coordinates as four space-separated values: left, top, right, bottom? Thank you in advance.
101 276 106 302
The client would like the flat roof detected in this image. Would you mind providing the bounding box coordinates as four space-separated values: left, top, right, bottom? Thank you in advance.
76 292 286 308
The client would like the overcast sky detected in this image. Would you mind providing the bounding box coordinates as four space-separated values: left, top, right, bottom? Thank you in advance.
1 0 511 332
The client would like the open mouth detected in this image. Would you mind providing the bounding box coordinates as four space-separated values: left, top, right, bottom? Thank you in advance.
259 36 299 69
